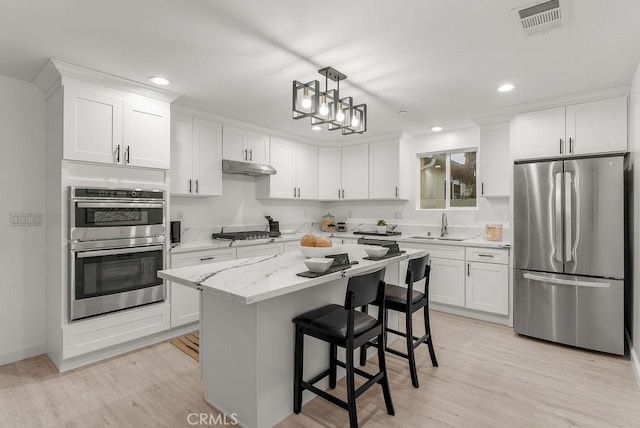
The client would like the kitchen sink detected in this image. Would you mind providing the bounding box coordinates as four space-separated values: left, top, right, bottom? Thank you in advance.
408 236 467 241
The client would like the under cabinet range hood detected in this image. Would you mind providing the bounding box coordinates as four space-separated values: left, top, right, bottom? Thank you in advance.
222 159 277 176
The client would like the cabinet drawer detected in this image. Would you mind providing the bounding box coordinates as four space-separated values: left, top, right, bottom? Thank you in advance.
171 248 236 267
401 243 465 260
465 247 508 264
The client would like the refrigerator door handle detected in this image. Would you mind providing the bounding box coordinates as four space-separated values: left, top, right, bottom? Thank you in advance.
554 173 563 262
523 272 611 288
564 172 572 262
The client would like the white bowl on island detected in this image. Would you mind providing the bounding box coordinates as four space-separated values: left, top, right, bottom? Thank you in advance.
303 258 335 273
363 246 389 258
299 245 342 258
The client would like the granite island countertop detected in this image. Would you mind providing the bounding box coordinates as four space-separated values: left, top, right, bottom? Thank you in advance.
159 244 426 304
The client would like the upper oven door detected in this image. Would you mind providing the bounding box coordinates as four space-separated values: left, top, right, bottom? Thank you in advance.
71 200 165 241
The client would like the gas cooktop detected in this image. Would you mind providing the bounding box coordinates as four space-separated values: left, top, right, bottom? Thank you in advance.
212 230 281 240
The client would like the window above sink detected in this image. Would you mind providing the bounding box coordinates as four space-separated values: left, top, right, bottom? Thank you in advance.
417 149 477 210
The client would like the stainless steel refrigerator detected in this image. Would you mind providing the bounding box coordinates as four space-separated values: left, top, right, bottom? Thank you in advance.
513 155 624 355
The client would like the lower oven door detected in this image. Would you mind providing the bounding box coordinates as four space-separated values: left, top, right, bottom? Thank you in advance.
70 243 166 321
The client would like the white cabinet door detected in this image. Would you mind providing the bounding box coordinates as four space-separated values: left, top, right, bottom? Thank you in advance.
123 101 170 168
429 257 465 307
246 131 270 164
295 143 319 199
236 243 284 258
222 125 245 161
318 147 342 200
369 140 399 199
480 122 510 197
566 96 628 155
269 138 296 199
170 113 195 195
170 247 236 327
465 261 508 315
341 144 369 200
194 118 223 196
512 107 565 160
63 84 122 164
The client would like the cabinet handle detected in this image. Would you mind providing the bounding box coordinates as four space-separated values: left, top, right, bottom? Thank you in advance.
569 138 573 154
559 139 563 154
395 186 398 198
195 179 199 194
478 254 494 258
467 263 470 276
243 149 248 161
115 145 120 163
200 256 215 261
341 189 345 199
188 179 192 193
294 187 297 198
481 182 484 195
297 187 300 198
338 189 341 199
249 149 253 161
125 146 130 164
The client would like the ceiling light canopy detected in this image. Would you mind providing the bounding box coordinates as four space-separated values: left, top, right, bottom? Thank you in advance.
498 83 516 92
148 76 172 86
292 66 367 135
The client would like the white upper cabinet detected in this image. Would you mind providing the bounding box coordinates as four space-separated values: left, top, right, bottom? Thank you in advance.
62 80 170 168
123 101 170 168
340 144 369 200
171 112 222 196
265 138 318 199
512 96 628 160
222 125 270 164
369 140 405 199
63 84 123 165
565 96 628 155
479 122 510 198
318 147 342 200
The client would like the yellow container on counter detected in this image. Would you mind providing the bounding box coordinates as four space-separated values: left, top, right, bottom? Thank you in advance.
485 224 503 241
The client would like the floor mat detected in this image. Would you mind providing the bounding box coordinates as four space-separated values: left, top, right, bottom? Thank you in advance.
170 331 199 361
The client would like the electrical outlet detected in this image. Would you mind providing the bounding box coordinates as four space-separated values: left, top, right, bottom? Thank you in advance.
348 211 352 218
177 210 184 221
394 211 402 219
303 210 308 218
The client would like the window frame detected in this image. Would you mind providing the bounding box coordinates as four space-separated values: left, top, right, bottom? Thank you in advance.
416 147 478 211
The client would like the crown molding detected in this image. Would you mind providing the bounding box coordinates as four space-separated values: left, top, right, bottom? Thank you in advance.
502 86 630 115
32 59 180 102
472 114 510 126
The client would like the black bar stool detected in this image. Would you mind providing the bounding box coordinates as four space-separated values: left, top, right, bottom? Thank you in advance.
292 267 394 428
360 254 438 388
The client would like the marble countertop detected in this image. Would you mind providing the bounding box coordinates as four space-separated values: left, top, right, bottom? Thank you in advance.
159 244 426 305
170 231 510 254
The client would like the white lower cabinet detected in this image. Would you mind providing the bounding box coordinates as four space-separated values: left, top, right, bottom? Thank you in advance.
236 243 284 258
402 243 509 316
170 247 236 328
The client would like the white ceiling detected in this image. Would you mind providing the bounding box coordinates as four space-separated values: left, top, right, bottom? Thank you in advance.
2 0 640 142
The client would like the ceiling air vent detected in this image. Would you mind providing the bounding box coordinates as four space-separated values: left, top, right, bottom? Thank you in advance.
512 0 567 37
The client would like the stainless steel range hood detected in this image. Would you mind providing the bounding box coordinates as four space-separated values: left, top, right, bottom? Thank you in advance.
222 159 277 177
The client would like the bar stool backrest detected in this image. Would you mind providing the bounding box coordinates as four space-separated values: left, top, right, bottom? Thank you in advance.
405 254 430 285
345 267 386 310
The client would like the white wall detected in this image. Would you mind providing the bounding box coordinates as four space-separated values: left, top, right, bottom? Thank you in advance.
0 75 46 365
169 174 325 238
629 60 640 362
326 127 510 230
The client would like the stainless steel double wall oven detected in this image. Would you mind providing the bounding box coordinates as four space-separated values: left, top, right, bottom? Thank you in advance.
69 187 166 321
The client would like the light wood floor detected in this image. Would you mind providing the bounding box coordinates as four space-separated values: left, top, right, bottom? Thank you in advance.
1 311 639 427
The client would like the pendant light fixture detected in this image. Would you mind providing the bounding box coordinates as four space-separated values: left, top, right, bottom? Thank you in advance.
292 66 367 135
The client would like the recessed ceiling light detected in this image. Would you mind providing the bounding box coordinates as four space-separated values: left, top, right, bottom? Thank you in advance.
431 126 443 132
498 83 516 92
148 76 172 86
311 126 322 131
399 110 408 115
435 165 441 168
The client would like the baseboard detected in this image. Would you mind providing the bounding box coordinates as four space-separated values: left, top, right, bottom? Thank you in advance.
56 322 198 373
625 328 640 390
0 343 47 367
430 304 510 326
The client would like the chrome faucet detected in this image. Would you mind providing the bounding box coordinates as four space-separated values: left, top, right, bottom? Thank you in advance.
440 211 448 237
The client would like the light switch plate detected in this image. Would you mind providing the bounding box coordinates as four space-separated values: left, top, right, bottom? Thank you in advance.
9 212 43 227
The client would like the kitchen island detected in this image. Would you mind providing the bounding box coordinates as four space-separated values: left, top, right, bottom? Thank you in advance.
158 244 426 428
